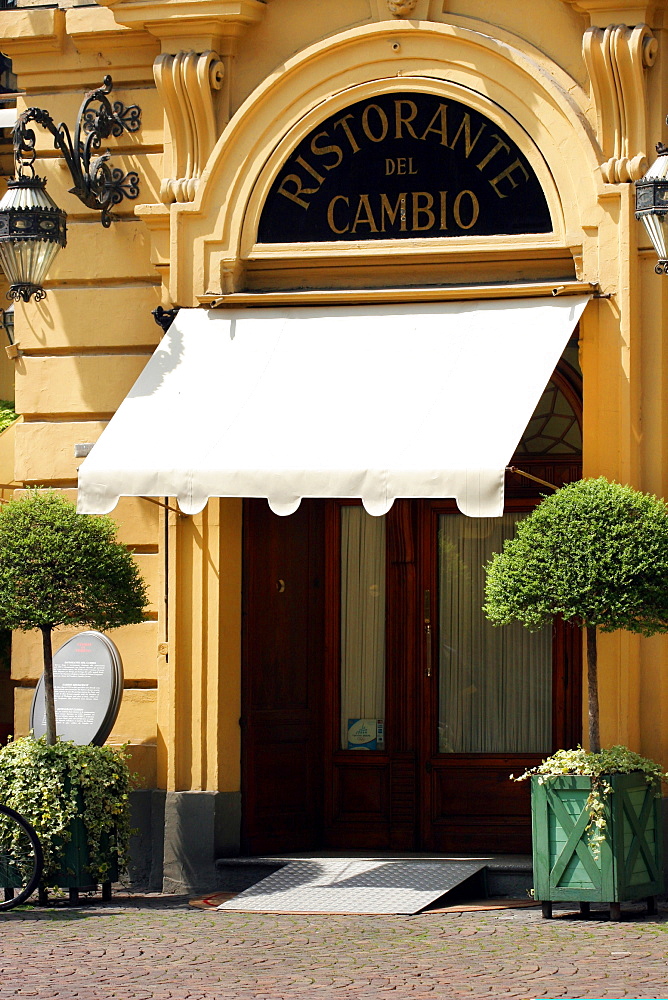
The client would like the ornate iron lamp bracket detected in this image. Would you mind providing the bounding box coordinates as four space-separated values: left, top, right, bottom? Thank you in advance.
13 76 141 227
152 306 179 332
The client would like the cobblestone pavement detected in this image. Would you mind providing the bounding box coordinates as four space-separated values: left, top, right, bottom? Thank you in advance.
1 894 668 999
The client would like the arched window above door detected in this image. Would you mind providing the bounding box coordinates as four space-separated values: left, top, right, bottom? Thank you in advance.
516 360 582 458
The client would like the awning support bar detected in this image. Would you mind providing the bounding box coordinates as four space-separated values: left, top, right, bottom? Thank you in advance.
506 466 558 491
140 496 185 516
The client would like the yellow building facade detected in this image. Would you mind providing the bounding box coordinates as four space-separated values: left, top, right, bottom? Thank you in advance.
2 0 668 890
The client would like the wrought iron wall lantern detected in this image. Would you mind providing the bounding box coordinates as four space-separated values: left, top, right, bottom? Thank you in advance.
635 118 668 274
0 76 141 302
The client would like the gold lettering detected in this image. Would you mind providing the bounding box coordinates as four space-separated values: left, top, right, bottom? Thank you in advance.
450 114 486 158
310 131 344 170
476 135 511 172
440 190 447 230
408 158 418 175
351 194 379 233
489 158 530 198
385 159 396 175
362 103 389 142
380 192 407 231
277 173 317 210
412 191 435 231
327 195 350 234
395 100 419 139
333 113 361 153
420 104 449 145
453 189 479 229
397 157 407 175
295 155 325 186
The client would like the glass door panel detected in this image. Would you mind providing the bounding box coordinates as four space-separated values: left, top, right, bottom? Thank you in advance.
437 513 552 754
340 506 386 750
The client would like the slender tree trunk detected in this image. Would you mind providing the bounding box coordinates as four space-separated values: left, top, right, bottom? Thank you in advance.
586 623 600 753
41 624 57 745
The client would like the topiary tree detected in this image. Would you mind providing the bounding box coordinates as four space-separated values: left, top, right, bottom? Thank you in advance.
484 477 668 753
0 490 148 745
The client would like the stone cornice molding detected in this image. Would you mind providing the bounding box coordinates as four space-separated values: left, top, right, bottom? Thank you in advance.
155 50 225 204
560 0 666 27
0 7 65 58
583 22 657 181
95 0 268 44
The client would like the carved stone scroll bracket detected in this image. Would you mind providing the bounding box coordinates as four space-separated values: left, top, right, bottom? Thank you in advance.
154 49 225 205
583 23 658 183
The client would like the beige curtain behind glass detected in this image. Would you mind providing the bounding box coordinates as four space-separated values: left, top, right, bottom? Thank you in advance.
438 513 552 753
340 507 386 748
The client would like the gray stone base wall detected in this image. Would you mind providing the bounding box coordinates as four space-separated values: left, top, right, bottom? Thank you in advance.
128 789 241 893
127 789 166 891
162 790 242 893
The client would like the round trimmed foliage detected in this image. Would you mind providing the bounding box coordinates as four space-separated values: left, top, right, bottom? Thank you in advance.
484 477 668 636
0 490 147 632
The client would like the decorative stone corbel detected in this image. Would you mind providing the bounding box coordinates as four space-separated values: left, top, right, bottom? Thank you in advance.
387 0 418 14
154 50 225 204
583 23 658 182
370 0 442 20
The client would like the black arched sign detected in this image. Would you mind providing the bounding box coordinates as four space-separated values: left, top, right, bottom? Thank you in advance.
258 92 551 243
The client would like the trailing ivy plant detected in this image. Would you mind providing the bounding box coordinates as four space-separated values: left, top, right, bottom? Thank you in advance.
484 478 668 752
0 737 137 885
512 746 668 857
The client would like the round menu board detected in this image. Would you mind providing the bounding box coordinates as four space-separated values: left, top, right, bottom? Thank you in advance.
30 631 123 746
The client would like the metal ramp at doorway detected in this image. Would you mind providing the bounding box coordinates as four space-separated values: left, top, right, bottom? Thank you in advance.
215 856 529 915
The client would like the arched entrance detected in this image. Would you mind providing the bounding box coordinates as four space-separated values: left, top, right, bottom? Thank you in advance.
241 361 582 854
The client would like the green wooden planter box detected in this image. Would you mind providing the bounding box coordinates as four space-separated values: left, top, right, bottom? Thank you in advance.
531 772 664 918
54 815 118 891
0 814 118 897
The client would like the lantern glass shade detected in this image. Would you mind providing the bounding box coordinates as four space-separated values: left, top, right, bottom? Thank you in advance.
0 176 67 301
635 149 668 271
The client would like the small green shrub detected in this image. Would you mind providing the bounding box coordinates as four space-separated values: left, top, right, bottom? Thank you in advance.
0 736 137 886
0 401 17 435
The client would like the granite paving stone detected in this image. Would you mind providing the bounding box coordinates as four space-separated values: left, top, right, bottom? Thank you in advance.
1 894 668 998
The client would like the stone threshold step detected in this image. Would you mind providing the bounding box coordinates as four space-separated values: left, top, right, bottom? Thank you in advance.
215 854 532 872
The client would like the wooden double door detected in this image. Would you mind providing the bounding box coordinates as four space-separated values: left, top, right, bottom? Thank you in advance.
241 490 581 856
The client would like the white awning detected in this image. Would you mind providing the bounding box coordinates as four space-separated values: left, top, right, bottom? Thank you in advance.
0 108 17 130
77 297 588 518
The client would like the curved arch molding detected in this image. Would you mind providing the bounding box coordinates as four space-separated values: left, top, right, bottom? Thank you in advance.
166 20 603 304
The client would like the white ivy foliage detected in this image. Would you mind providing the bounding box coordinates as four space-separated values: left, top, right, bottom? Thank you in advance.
512 745 667 859
0 736 137 887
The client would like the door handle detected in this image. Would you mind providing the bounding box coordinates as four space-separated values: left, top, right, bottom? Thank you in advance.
424 589 432 678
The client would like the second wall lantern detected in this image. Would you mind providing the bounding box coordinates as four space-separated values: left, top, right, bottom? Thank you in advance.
0 76 141 302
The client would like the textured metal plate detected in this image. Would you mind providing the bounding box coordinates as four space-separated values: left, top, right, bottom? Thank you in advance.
217 859 487 914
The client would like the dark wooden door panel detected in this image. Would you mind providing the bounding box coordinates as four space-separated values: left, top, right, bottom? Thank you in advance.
424 758 534 853
418 497 582 853
241 500 325 855
323 501 420 851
